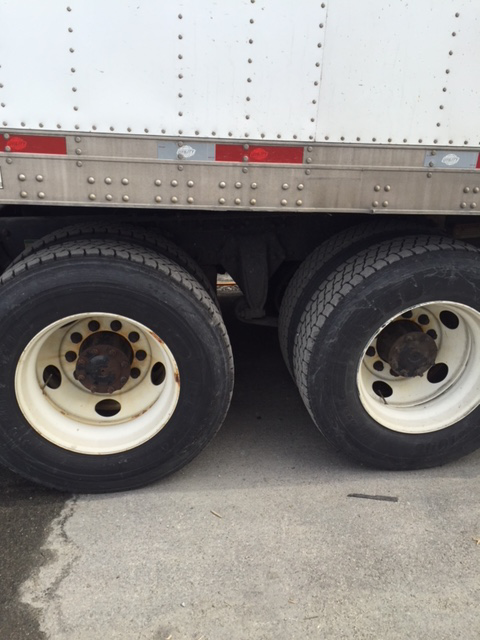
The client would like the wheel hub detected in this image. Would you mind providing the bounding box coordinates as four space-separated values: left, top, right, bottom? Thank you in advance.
74 331 133 393
376 320 437 377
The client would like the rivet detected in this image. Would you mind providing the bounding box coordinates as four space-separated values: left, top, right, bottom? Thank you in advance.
382 201 389 207
92 126 97 131
110 127 115 132
439 105 444 110
445 69 450 74
305 169 311 175
296 200 303 206
315 62 320 67
374 185 381 192
212 131 216 135
178 34 183 39
121 178 129 185
87 176 95 184
121 195 129 202
187 197 194 204
277 133 282 138
307 146 313 152
89 194 96 201
170 179 178 187
242 167 248 173
187 180 194 187
171 196 178 203
178 165 184 171
178 74 183 79
433 139 438 144
250 198 256 205
71 67 76 73
282 183 289 190
250 19 254 23
281 199 287 206
452 32 456 37
178 112 183 116
372 201 379 207
105 194 113 201
72 87 77 92
248 58 252 64
6 158 12 164
249 39 253 44
105 177 112 185
470 203 477 209
464 140 469 145
243 156 249 162
228 132 233 137
178 13 182 18
243 144 249 150
247 78 252 82
4 145 11 152
75 148 82 155
235 198 241 205
3 134 10 140
235 182 242 188
219 181 226 188
18 174 26 181
306 158 312 164
219 197 226 204
75 136 81 143
155 196 162 203
460 202 467 209
384 185 391 192
251 182 258 189
464 187 470 193
76 160 83 167
67 6 72 11
388 138 392 143
56 124 61 129
429 162 434 167
69 48 74 53
449 140 453 144
195 130 199 135
474 187 479 194
427 172 432 178
20 191 28 198
436 123 441 127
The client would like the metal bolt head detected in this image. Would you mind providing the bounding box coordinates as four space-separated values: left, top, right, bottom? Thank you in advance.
382 201 389 207
20 191 28 198
219 197 226 204
87 176 95 184
235 198 241 205
219 181 226 188
171 196 178 203
306 158 312 164
281 199 287 206
106 194 113 201
460 202 467 209
384 185 391 192
474 187 480 194
89 194 96 200
235 182 242 188
187 196 194 204
121 178 129 185
372 201 379 207
250 198 256 205
464 187 470 193
18 174 26 181
374 185 381 192
36 175 44 182
297 184 304 190
470 203 477 209
37 192 45 199
187 180 194 187
154 179 161 186
122 195 129 202
251 182 258 189
155 196 162 203
282 183 289 190
296 200 303 206
171 179 178 187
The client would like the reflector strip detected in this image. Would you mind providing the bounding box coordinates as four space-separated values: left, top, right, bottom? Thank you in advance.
0 135 67 155
477 154 480 169
215 144 304 164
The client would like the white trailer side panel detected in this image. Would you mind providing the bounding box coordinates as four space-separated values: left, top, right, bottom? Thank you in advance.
0 0 479 145
316 0 480 146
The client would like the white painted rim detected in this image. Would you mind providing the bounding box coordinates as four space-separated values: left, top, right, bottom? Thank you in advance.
15 313 180 454
357 302 480 434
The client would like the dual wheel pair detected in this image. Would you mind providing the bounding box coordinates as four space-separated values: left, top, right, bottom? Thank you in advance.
278 221 480 470
0 225 233 493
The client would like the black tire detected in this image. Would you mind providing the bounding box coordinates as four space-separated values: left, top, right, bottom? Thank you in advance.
293 235 480 470
0 240 233 493
9 220 217 303
278 219 437 375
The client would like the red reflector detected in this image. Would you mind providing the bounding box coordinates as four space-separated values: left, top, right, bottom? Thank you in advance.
215 144 304 164
477 153 480 169
0 135 67 155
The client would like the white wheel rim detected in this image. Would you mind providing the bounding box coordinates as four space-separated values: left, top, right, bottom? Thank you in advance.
15 313 180 454
357 302 480 434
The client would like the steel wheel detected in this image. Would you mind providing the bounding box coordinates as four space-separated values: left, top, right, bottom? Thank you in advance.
357 302 480 434
16 313 180 454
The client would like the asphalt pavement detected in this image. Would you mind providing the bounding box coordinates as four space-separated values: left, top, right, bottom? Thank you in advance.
1 293 480 640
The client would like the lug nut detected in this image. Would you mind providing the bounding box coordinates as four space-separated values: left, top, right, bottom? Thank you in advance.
107 386 115 394
120 376 128 384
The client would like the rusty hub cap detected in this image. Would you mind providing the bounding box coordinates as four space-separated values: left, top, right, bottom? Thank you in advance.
376 320 437 377
74 331 133 393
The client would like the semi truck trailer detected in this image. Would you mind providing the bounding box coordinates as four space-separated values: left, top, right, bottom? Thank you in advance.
0 0 479 492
